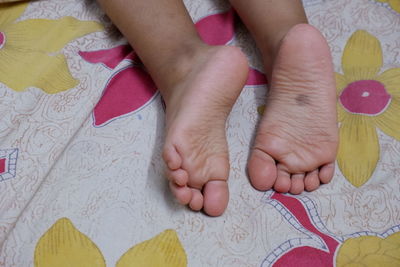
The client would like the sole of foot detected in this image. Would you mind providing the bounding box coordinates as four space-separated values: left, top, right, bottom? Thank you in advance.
248 24 338 194
162 45 249 216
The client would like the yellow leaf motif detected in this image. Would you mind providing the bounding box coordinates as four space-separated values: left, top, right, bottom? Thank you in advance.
0 2 103 94
117 230 188 267
336 231 400 266
34 218 106 267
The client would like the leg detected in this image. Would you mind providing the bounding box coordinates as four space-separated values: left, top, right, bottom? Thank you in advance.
229 0 338 193
97 0 249 216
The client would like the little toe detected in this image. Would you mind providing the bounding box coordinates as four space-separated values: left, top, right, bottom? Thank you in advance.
290 173 305 195
274 165 291 193
166 168 188 186
163 144 182 170
202 180 229 217
248 148 277 191
189 189 204 211
319 163 335 184
169 181 192 205
304 170 320 191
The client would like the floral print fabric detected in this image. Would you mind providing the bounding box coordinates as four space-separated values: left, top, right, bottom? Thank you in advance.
0 0 399 266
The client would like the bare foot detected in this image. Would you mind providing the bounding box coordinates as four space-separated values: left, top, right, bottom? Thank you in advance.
162 45 248 216
248 24 338 194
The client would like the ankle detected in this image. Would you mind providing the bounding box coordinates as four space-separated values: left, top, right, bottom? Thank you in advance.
260 23 310 78
152 42 211 101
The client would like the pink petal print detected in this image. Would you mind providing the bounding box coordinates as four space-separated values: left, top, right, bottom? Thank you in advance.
93 66 158 127
79 45 138 69
195 9 236 45
264 193 340 267
246 67 267 85
0 158 5 174
0 148 18 182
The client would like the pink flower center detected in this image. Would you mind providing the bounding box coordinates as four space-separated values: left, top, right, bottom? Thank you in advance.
339 80 391 115
0 32 5 49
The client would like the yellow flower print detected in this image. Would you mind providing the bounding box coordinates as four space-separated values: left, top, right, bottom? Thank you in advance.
35 218 106 267
336 231 400 266
0 2 103 94
336 30 400 187
116 229 187 267
376 0 400 13
34 218 187 267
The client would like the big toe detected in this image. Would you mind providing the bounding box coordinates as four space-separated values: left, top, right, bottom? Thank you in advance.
202 180 229 217
248 148 277 191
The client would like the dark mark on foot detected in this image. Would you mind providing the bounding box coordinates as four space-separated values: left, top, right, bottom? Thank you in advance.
295 94 311 106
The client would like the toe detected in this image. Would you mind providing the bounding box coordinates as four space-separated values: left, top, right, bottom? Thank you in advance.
169 181 192 205
319 163 335 184
189 189 204 211
290 173 305 195
166 168 188 186
274 165 291 193
163 144 182 170
202 180 229 217
304 170 320 191
248 148 277 191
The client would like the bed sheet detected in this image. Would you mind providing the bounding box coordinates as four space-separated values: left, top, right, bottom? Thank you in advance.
0 0 399 266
